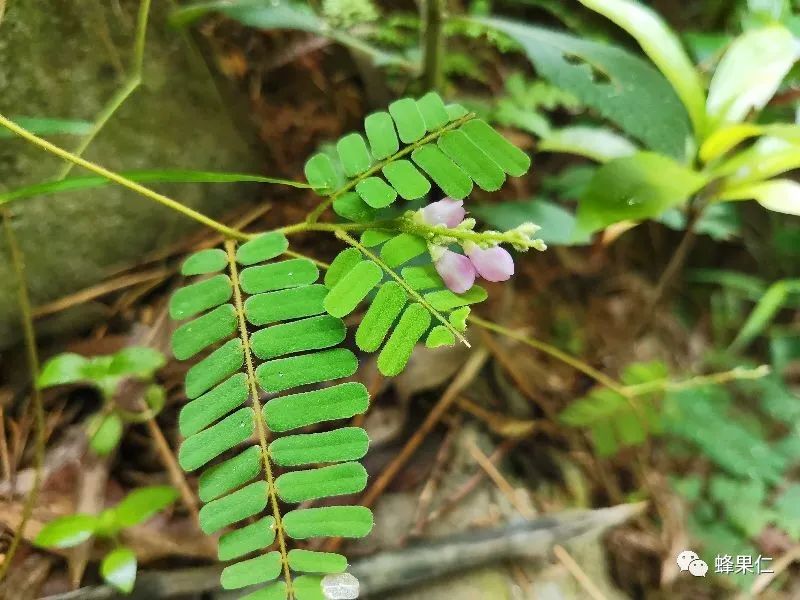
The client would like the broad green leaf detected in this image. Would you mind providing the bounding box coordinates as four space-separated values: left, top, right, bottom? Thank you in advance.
412 144 473 199
479 18 692 157
718 179 800 216
324 261 383 317
35 514 98 548
729 279 800 351
337 133 372 177
288 549 347 574
114 486 179 527
221 552 282 590
275 462 368 502
185 339 244 399
578 0 707 138
179 373 249 437
263 383 369 432
325 248 361 288
269 427 370 467
377 303 432 376
0 169 310 206
169 275 232 320
179 407 255 471
236 232 290 266
239 259 319 295
282 506 374 539
256 348 358 393
101 547 137 594
172 304 237 360
460 119 531 177
199 481 268 534
245 285 328 325
382 160 431 200
37 353 88 389
181 248 228 276
471 198 591 246
355 282 407 352
438 130 505 191
576 152 708 232
199 446 261 502
389 98 427 143
707 25 799 127
88 412 123 456
364 111 399 160
218 516 276 561
539 127 637 163
0 116 92 138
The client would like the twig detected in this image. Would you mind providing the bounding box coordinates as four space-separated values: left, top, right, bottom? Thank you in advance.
0 212 46 582
421 0 446 91
467 438 535 519
553 544 609 600
748 543 800 596
56 0 151 179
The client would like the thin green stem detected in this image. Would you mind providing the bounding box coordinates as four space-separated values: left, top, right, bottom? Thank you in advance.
0 112 248 240
399 217 545 250
421 0 445 91
621 365 770 397
305 113 476 223
56 0 152 180
0 211 46 582
468 314 629 396
335 229 471 348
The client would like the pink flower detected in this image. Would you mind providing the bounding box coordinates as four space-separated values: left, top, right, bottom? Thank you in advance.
421 198 466 228
433 249 476 293
466 244 514 282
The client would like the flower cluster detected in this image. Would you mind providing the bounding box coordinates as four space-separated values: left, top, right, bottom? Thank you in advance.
413 198 545 294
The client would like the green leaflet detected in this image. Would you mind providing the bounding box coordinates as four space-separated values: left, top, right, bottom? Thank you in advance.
283 506 374 539
275 462 368 502
323 260 383 317
380 233 427 268
288 549 348 574
269 428 370 467
378 304 432 376
263 383 370 432
218 516 276 561
303 92 531 216
401 265 443 291
356 282 407 352
250 315 346 359
172 304 237 360
425 286 488 311
239 582 287 600
181 249 227 276
426 326 456 348
171 238 371 593
324 248 362 288
221 552 282 590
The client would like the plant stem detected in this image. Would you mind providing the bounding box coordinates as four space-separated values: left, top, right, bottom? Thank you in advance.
225 240 294 593
621 364 770 397
0 211 46 582
467 314 629 396
305 113 475 223
0 112 248 240
335 229 471 347
421 0 446 92
56 0 152 180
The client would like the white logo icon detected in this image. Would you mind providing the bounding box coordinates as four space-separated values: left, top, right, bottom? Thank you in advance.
688 559 708 577
677 550 699 571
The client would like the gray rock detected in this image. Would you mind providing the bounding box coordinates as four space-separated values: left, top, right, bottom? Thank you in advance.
0 0 256 346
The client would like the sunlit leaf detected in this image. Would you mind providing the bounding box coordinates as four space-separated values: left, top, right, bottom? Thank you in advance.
100 546 137 594
539 127 637 163
35 515 98 549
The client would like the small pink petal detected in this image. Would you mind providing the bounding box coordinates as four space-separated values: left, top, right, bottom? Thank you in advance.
421 198 466 228
467 245 514 282
434 249 476 293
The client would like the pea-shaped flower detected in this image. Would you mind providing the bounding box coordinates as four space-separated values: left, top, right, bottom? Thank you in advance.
420 198 466 228
431 247 476 294
464 241 515 282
